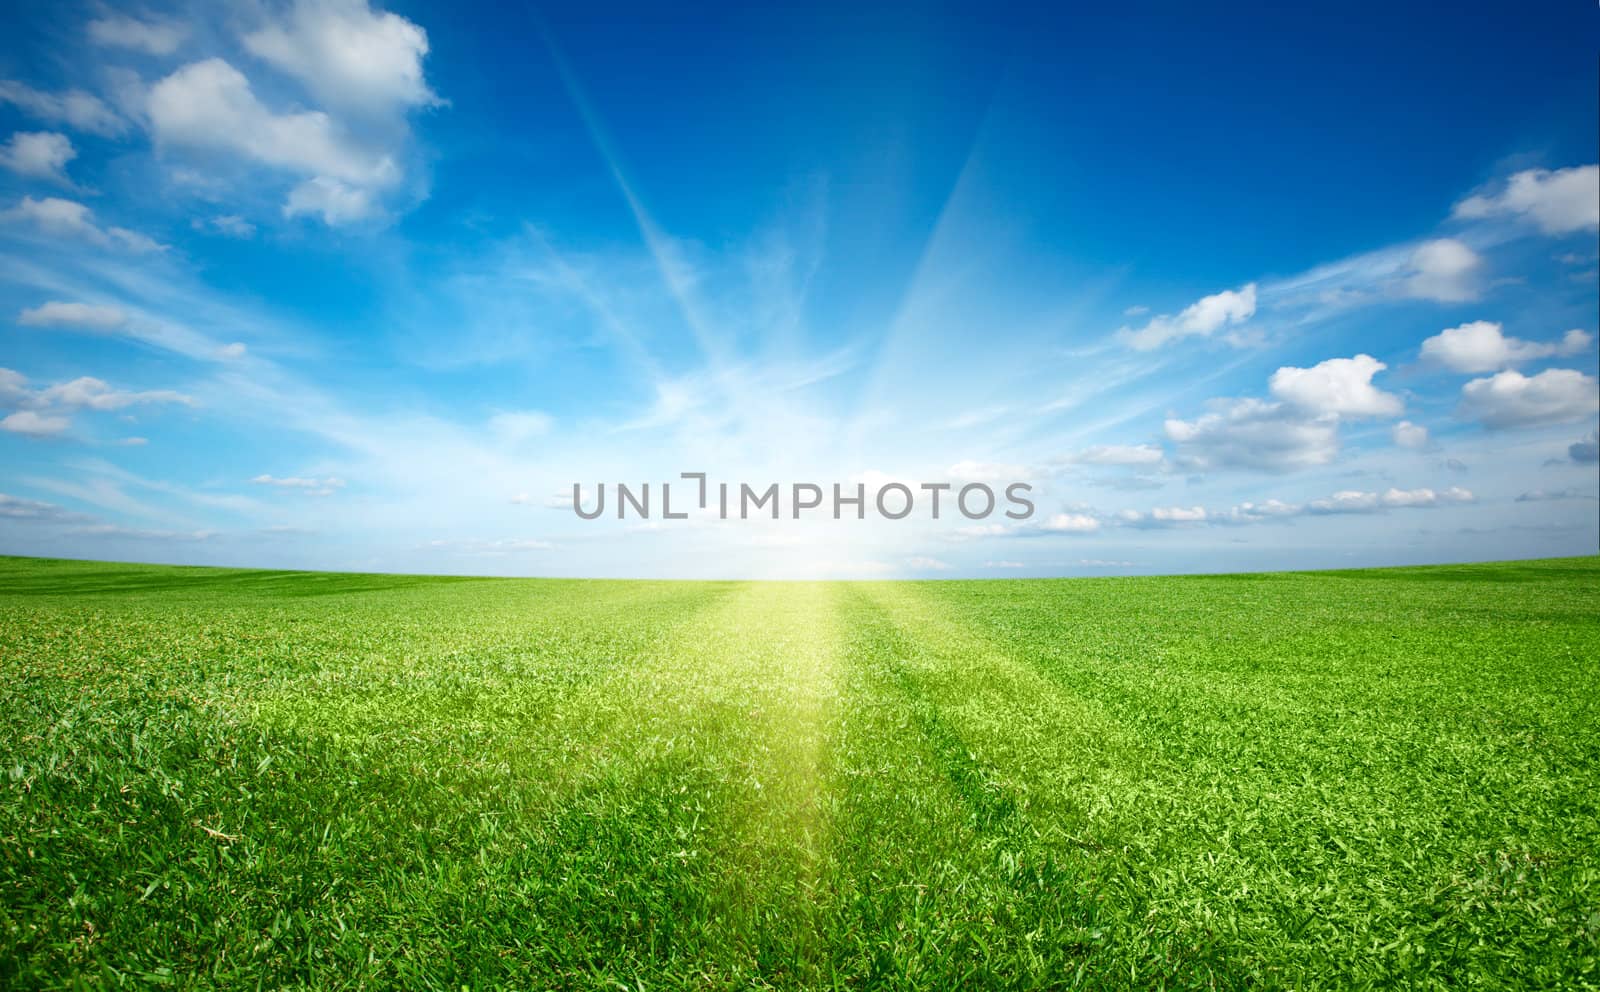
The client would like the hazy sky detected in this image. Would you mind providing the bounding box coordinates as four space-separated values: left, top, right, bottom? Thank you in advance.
1 1 1597 578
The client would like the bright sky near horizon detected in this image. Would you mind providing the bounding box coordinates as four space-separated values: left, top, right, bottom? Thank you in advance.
1 1 1597 579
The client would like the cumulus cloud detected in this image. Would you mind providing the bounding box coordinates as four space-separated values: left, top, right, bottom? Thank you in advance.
0 131 76 184
1 410 71 437
18 301 128 331
1038 512 1100 533
1165 397 1340 472
1269 354 1403 418
1453 165 1600 235
130 3 441 226
1458 369 1599 429
0 366 191 440
88 14 188 55
0 81 125 137
39 377 194 411
284 176 378 224
1120 506 1207 528
0 369 27 407
1401 238 1482 302
1304 487 1474 514
1392 420 1429 449
147 59 399 188
0 196 164 251
1420 321 1592 373
1220 498 1300 523
242 0 440 116
1119 282 1256 350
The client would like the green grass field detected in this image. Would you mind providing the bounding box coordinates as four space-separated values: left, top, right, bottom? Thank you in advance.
1 555 1597 990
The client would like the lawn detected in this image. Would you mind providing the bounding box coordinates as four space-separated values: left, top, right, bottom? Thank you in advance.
1 554 1597 989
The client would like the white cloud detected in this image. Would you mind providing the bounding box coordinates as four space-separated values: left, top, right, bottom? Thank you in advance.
6 195 94 236
1119 282 1256 350
1269 354 1402 418
1382 487 1460 508
1222 498 1300 523
1 410 70 436
88 14 188 55
251 474 346 493
947 459 1031 482
18 301 128 330
1453 165 1600 235
1039 512 1100 533
0 196 165 251
242 0 439 117
199 214 257 238
905 556 952 571
217 342 248 360
0 369 29 407
982 560 1025 568
1400 238 1481 302
147 58 399 226
1118 506 1207 528
39 377 193 411
0 81 125 137
1392 420 1429 449
1069 444 1164 466
1165 397 1340 472
1458 368 1599 429
1134 486 1478 526
1 366 192 441
0 131 76 184
283 176 378 224
1420 320 1592 373
1306 487 1472 514
2 366 192 428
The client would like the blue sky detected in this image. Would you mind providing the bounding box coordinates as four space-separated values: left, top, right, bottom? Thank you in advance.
1 0 1596 579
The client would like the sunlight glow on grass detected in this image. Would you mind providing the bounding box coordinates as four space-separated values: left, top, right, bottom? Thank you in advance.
2 556 1597 988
